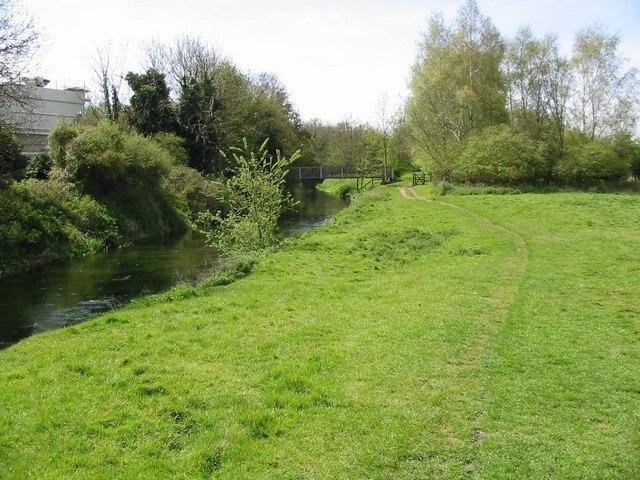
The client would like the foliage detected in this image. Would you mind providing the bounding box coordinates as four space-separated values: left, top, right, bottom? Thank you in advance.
152 132 189 166
632 148 640 180
164 165 222 223
177 72 221 173
144 37 309 175
456 125 546 185
53 120 185 239
555 133 630 186
0 179 118 273
406 0 507 178
504 27 572 171
206 139 300 255
304 118 382 173
24 152 51 180
609 133 640 180
0 121 26 187
0 0 41 123
125 68 177 136
48 121 80 173
61 120 172 198
571 26 638 138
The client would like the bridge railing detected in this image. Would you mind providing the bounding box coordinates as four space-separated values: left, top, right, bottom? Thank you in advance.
289 166 387 180
290 166 363 179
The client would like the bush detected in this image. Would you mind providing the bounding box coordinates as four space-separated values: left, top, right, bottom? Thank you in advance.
555 134 630 186
336 183 354 200
0 180 119 273
207 139 300 255
63 121 172 197
25 153 52 180
0 123 27 188
152 132 189 166
56 121 185 239
165 165 223 223
456 125 546 185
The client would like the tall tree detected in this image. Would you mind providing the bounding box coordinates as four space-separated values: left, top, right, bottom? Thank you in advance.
406 0 506 178
125 68 176 136
504 28 572 176
376 94 393 181
245 72 307 159
178 71 221 173
91 45 125 122
571 26 638 138
0 0 41 125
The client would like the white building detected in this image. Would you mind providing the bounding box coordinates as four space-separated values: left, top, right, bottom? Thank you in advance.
4 78 87 156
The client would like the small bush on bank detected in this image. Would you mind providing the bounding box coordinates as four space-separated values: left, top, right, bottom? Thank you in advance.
0 180 119 274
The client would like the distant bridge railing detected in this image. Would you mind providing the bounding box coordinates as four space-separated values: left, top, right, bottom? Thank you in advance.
289 166 362 180
289 166 396 181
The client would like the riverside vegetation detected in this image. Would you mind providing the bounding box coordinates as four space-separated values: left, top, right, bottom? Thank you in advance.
1 180 638 479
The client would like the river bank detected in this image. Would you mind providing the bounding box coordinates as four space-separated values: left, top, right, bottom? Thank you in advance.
0 187 347 348
1 181 638 478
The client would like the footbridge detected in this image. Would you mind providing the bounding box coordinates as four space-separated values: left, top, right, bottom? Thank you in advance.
289 166 395 181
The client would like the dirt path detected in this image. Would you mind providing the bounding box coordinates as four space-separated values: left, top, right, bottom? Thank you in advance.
397 185 428 201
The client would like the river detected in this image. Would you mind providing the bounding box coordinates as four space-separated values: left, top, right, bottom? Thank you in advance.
0 187 347 348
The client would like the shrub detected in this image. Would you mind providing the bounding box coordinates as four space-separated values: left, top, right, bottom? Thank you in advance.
456 125 546 185
152 132 189 166
0 122 27 188
165 165 223 223
0 180 119 273
555 134 630 186
25 153 52 180
336 183 354 200
55 121 185 239
207 139 300 255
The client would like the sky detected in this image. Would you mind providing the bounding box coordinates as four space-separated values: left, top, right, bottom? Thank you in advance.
19 0 640 125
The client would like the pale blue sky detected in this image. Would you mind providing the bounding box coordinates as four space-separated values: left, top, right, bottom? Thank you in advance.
21 0 640 124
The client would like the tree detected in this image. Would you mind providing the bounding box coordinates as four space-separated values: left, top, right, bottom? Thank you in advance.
571 26 639 139
0 122 26 187
0 0 41 125
207 139 300 255
376 94 392 182
406 0 507 178
91 45 125 122
245 72 308 160
503 28 572 179
177 71 221 173
125 68 177 136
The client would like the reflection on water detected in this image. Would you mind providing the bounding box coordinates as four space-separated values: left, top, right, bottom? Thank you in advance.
0 187 348 348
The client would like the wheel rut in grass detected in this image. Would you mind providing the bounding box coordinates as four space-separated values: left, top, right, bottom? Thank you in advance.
398 185 428 201
398 187 529 475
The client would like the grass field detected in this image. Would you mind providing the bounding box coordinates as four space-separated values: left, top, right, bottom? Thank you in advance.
1 182 639 479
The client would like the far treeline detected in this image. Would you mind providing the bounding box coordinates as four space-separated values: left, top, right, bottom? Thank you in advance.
406 0 640 186
0 0 639 275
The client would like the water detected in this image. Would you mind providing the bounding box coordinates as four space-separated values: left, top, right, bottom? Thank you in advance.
0 187 348 348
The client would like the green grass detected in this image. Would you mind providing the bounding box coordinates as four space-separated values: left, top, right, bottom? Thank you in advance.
1 182 639 478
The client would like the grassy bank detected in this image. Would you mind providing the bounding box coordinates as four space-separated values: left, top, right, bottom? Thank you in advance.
1 182 639 479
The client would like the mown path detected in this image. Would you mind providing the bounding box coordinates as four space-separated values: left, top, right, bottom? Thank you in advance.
398 184 531 476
